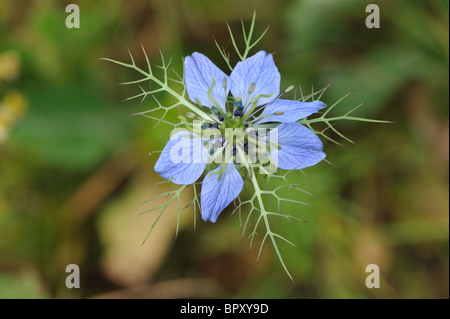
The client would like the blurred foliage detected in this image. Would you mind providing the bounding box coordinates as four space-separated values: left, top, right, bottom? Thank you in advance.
0 0 448 299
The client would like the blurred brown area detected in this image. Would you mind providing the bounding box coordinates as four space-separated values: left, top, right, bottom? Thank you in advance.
0 0 448 298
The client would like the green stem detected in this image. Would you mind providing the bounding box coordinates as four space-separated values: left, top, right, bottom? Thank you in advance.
250 168 294 283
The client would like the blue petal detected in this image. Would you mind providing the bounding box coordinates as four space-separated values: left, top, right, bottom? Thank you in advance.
256 99 326 124
184 52 229 110
200 164 243 223
269 122 325 170
154 131 208 185
230 51 280 113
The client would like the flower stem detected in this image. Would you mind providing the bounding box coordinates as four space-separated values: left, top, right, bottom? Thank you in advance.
250 168 294 283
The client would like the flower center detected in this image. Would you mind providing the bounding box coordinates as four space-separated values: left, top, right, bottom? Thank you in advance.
206 97 250 131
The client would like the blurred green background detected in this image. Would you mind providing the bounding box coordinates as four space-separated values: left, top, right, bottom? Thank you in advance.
0 0 448 299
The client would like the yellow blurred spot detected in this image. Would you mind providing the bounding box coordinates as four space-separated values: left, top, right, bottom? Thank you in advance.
0 51 21 82
0 91 27 143
2 91 27 117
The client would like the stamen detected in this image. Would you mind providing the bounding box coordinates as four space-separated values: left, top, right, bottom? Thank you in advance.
241 92 273 121
211 105 219 115
233 97 244 118
234 97 243 109
250 111 284 123
284 85 294 94
234 107 244 117
248 82 255 94
185 112 197 119
207 78 227 122
243 85 294 122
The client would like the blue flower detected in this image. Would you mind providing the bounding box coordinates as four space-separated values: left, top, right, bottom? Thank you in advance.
155 51 326 223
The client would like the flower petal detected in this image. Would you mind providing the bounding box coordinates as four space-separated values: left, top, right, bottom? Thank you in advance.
184 52 229 110
154 131 208 185
270 122 325 170
256 99 326 124
200 163 243 223
230 51 280 113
